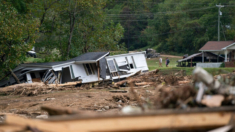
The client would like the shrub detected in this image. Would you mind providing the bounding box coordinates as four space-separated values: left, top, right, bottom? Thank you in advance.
220 62 225 67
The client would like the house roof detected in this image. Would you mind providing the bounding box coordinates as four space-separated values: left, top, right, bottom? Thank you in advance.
177 52 224 62
199 41 234 51
21 52 110 67
69 52 109 62
105 51 146 59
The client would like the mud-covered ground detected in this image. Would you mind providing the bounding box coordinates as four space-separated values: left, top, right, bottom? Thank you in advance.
0 70 194 118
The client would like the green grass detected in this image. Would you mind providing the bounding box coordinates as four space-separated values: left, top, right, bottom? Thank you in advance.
25 57 43 63
147 58 235 75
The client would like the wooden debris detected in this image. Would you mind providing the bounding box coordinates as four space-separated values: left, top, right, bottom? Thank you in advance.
41 106 80 116
135 82 154 86
109 90 128 93
1 107 235 132
0 81 82 96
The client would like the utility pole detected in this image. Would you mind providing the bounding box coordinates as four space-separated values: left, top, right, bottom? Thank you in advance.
216 3 224 41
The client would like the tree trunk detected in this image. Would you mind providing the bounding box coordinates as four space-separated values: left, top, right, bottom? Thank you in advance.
66 12 75 59
9 68 20 84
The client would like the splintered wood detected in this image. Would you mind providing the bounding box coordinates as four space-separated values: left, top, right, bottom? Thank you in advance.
0 81 81 96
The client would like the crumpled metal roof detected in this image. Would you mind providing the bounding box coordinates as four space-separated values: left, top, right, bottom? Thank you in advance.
177 53 202 62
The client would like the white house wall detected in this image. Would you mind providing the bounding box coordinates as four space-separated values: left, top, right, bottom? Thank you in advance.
106 53 148 72
71 63 100 83
132 54 148 71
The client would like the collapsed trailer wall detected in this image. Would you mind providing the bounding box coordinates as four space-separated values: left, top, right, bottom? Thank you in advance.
106 52 149 73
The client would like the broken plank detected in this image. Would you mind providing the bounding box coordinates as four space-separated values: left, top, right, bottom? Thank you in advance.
135 82 155 86
109 90 128 93
2 107 235 132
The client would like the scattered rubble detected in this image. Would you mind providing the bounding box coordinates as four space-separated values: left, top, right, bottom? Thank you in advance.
1 67 235 131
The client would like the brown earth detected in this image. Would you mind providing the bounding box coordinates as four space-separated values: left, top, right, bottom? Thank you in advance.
0 87 159 118
0 70 193 118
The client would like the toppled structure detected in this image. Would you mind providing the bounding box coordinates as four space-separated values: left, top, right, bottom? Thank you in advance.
0 51 148 87
106 52 148 80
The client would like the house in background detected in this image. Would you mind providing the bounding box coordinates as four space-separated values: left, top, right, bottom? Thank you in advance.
0 51 149 87
198 40 235 67
177 52 224 67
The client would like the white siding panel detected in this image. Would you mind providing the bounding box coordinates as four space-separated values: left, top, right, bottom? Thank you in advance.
133 54 148 71
72 64 99 83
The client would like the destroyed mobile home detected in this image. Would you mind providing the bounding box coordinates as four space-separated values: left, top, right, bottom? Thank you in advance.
0 51 148 87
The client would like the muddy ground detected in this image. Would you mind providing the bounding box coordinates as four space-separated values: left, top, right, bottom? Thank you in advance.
0 70 194 118
0 87 160 118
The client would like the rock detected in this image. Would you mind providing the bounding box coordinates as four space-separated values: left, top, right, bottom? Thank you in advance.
44 98 55 101
96 109 102 112
118 100 122 103
104 106 110 110
36 115 48 119
117 104 122 108
121 106 142 114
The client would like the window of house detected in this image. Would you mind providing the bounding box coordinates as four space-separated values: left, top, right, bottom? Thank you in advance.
107 60 117 72
83 64 95 75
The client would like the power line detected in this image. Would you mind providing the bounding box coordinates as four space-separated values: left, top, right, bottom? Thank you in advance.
106 6 216 16
128 23 218 39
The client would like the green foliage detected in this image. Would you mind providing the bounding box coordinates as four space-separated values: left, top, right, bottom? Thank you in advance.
220 62 225 67
30 0 125 61
105 0 235 54
0 1 39 78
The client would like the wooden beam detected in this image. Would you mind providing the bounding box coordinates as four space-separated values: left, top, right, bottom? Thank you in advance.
2 107 235 132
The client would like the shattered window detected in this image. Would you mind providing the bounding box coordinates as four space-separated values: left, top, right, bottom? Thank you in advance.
85 64 93 75
107 60 117 72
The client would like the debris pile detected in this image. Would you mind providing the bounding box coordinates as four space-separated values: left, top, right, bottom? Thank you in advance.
0 82 81 96
1 67 235 131
112 69 183 89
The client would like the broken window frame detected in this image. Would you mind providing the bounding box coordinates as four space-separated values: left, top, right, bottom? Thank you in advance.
107 59 117 73
69 65 75 79
131 56 137 69
83 63 95 76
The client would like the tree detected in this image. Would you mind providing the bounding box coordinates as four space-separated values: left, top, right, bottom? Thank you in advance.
0 1 39 80
31 0 125 60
